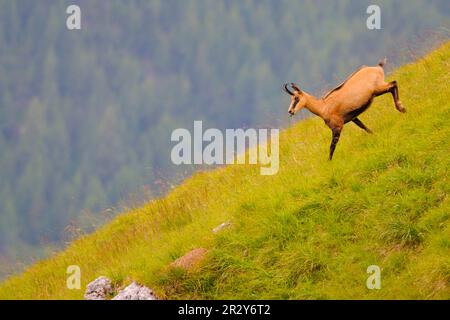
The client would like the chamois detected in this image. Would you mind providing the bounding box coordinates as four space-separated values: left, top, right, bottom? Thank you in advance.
284 59 406 160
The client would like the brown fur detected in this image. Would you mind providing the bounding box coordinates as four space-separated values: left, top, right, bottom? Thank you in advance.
284 60 406 160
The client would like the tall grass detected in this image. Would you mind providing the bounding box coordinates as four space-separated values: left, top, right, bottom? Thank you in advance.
0 42 449 300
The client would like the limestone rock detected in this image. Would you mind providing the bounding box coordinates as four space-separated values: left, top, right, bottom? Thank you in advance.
84 276 113 300
112 282 158 300
212 221 232 233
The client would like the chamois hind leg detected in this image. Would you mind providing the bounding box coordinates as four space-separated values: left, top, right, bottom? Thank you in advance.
389 80 406 113
352 117 373 134
377 81 406 113
329 127 342 160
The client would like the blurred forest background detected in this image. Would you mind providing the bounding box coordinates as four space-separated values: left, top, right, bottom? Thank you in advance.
0 0 448 278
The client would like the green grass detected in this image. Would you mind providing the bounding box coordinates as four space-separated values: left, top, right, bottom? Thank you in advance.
1 42 449 300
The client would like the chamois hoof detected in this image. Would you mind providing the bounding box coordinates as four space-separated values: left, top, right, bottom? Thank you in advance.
397 102 406 113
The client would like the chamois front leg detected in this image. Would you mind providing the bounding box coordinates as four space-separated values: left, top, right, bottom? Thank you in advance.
352 117 373 134
329 127 342 160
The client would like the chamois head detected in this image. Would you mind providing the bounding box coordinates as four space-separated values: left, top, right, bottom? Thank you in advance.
284 83 306 116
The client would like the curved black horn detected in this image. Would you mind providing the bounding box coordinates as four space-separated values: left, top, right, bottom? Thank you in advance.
291 83 302 93
283 83 294 95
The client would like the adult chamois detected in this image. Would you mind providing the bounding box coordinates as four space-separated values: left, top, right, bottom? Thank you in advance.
284 59 406 160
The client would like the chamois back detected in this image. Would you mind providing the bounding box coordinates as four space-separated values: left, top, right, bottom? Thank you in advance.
322 66 366 99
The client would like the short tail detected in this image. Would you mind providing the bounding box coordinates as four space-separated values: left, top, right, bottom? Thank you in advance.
378 57 387 68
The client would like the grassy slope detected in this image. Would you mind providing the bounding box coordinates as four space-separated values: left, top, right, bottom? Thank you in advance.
1 42 449 300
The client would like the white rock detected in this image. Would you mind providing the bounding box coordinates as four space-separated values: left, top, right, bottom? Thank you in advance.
212 221 232 233
112 282 158 300
84 276 113 300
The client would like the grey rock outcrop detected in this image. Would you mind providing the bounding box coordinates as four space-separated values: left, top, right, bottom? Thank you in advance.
112 282 158 300
84 276 113 300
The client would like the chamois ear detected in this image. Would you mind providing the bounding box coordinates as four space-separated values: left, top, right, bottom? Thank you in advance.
291 83 302 94
283 83 294 95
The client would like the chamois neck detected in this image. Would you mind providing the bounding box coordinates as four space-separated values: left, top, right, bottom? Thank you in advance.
304 92 326 119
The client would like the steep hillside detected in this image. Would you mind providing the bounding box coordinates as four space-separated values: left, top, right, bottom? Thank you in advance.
0 42 449 300
1 0 449 263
